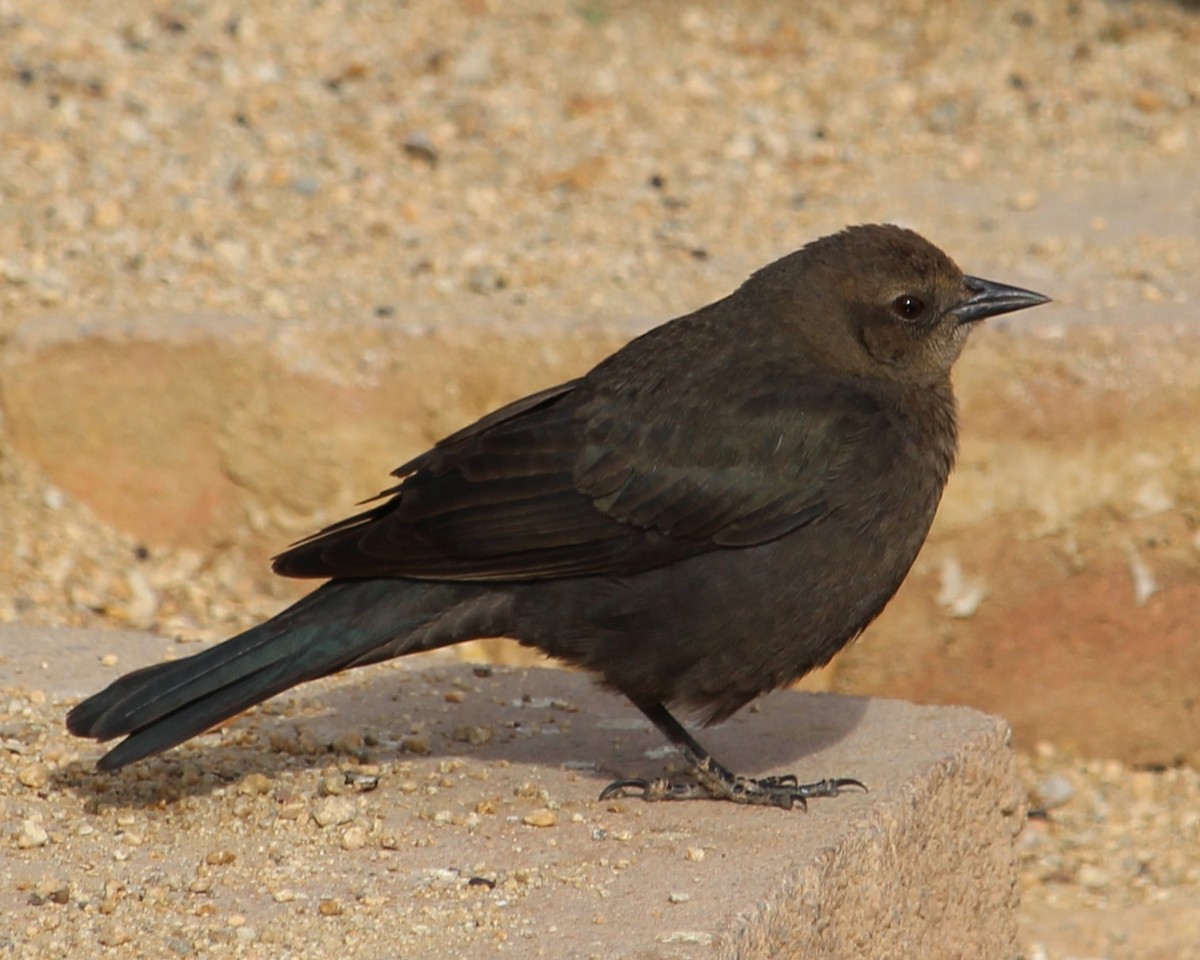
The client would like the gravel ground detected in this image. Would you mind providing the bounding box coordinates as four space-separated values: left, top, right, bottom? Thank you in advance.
2 1 1199 957
1 0 1197 335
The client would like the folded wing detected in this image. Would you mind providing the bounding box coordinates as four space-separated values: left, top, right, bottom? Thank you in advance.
272 374 882 582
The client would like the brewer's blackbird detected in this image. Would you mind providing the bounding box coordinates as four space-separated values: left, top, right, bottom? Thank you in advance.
68 224 1049 808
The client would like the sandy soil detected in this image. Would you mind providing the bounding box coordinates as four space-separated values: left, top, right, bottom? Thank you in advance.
2 1 1199 957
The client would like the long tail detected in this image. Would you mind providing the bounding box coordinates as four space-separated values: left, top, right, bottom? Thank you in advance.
67 579 455 771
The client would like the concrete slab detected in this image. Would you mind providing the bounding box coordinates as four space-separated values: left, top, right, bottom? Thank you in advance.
1 624 1023 959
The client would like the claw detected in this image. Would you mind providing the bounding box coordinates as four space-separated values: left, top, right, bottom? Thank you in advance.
598 778 650 801
807 777 869 796
609 699 868 809
599 771 868 808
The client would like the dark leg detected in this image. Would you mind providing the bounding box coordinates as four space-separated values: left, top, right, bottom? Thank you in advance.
599 699 866 810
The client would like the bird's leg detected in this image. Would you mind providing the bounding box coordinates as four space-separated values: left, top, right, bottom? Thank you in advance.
598 699 866 810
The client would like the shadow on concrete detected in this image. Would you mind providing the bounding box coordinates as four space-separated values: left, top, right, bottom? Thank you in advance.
54 657 869 807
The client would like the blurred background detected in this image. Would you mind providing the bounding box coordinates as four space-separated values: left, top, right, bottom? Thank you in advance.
1 1 1197 956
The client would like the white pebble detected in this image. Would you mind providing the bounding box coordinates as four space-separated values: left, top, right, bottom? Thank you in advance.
1033 774 1074 810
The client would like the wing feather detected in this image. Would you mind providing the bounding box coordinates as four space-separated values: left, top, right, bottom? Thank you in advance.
272 370 884 582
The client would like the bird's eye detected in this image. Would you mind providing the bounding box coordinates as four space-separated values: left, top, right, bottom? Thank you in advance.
892 295 926 321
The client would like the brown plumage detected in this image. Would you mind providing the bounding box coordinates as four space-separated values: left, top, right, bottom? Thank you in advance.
68 224 1049 806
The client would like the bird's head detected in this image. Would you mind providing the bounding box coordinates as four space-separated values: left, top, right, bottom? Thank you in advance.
745 223 1050 386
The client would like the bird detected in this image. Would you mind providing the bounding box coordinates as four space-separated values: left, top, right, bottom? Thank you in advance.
67 224 1050 808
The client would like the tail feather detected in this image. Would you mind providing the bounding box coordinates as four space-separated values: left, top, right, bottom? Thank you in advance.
67 580 441 770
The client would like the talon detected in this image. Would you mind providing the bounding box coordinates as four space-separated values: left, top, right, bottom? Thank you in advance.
598 778 649 801
795 776 869 799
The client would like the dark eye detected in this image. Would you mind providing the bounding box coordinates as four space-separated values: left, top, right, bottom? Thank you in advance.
892 295 926 321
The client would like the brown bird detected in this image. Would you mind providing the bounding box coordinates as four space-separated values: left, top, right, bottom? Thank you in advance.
68 224 1049 807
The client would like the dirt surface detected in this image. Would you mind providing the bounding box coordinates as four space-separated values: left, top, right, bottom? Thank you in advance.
3 630 1026 960
2 1 1199 957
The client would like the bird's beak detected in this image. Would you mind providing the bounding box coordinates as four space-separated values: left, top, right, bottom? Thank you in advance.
954 276 1051 324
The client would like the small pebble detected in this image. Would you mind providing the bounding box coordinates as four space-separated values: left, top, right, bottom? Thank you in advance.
312 796 357 828
1077 863 1110 890
522 809 556 828
403 132 438 166
340 825 369 850
319 774 347 796
17 762 50 789
401 736 430 755
238 772 272 795
98 923 131 947
451 725 493 746
18 820 49 849
1032 774 1075 810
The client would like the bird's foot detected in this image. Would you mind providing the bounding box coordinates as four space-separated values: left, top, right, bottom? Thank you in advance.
599 762 866 809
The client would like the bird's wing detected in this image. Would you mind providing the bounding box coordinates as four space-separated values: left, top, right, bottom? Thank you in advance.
271 374 884 581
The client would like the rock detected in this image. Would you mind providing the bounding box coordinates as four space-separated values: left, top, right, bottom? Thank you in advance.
311 796 356 828
1032 774 1075 811
17 762 50 790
